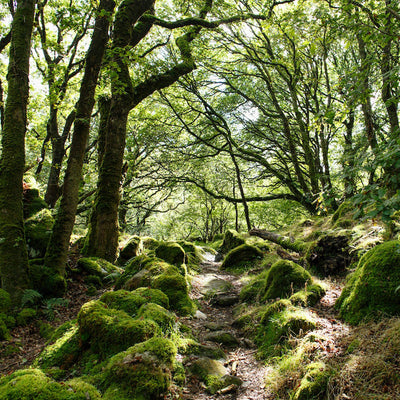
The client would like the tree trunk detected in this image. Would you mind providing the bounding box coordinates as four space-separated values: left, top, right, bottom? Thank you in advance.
0 0 36 305
44 0 115 282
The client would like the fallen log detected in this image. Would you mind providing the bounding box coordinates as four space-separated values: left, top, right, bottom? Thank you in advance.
249 228 351 276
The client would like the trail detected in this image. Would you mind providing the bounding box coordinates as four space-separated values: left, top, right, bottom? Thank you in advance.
181 253 268 400
180 253 351 400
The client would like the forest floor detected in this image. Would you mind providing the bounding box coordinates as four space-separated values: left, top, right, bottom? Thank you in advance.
179 253 350 399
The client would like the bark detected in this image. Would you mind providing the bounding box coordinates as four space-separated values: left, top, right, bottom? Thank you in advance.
86 0 212 261
249 228 307 253
43 0 116 281
0 0 36 305
343 110 356 198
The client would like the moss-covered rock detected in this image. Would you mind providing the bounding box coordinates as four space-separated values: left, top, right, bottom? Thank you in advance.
16 308 36 326
23 188 48 219
136 303 176 332
262 260 312 301
331 200 353 223
336 241 400 324
28 262 67 297
25 209 54 258
118 236 143 264
77 300 160 357
257 300 317 358
155 242 186 267
220 244 264 270
152 272 194 315
141 236 159 251
0 319 10 341
99 337 177 400
219 229 245 254
76 257 122 279
0 368 101 400
204 330 239 347
0 289 11 313
289 283 326 307
100 288 169 316
292 362 329 400
0 313 15 329
35 322 80 370
240 269 269 303
177 241 203 268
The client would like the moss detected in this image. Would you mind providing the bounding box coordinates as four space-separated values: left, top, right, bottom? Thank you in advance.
331 200 353 222
257 301 317 358
136 303 176 333
16 308 36 326
152 272 195 315
289 283 326 307
207 375 242 395
84 275 102 288
292 362 329 400
23 188 48 219
35 323 80 369
0 368 100 400
336 241 400 324
0 313 15 329
100 288 169 316
219 229 245 254
0 318 10 340
28 262 66 297
37 321 54 339
99 337 176 400
240 269 270 303
25 209 54 259
155 242 186 267
76 257 122 278
183 342 226 359
0 289 11 313
204 330 239 347
141 236 159 251
220 244 264 271
118 236 142 263
177 241 203 269
77 300 160 357
262 260 312 301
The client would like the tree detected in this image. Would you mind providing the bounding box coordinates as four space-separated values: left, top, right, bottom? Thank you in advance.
0 0 36 305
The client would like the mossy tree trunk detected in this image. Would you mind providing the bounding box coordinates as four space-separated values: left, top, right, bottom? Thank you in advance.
86 0 212 261
0 0 36 305
43 0 116 283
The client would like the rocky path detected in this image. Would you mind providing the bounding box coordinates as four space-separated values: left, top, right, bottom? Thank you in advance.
180 253 268 400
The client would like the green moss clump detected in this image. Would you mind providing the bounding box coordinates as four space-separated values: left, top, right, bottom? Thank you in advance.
136 303 176 333
220 244 264 271
331 200 353 222
23 188 48 219
141 236 159 251
219 229 245 254
262 260 312 301
257 300 317 358
34 323 80 369
25 209 54 258
99 337 176 400
77 300 160 357
292 362 329 400
0 289 11 313
155 242 186 267
28 262 67 296
0 368 101 400
336 241 400 324
240 269 270 303
0 319 10 340
0 313 15 329
118 236 143 264
100 288 169 316
290 283 326 307
152 273 195 316
177 241 203 268
76 257 122 278
16 308 36 326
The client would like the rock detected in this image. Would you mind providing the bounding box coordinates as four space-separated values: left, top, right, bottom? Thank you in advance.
336 240 400 324
76 257 123 279
194 310 207 320
155 242 186 267
221 244 264 271
204 322 226 331
25 209 54 258
117 236 142 264
195 274 232 295
219 229 245 254
190 357 228 379
23 188 48 219
210 293 240 307
184 343 227 360
204 330 239 347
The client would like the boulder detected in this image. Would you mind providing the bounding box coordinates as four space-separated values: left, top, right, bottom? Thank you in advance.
220 244 263 270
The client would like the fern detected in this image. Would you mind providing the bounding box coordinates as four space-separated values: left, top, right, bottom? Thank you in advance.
21 289 42 307
42 297 70 321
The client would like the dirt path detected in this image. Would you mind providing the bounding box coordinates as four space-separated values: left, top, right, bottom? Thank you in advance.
180 253 268 400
